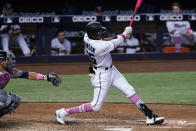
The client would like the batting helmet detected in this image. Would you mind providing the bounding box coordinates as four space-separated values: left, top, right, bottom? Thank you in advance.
85 22 106 38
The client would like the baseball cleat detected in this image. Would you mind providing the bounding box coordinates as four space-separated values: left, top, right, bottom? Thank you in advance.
146 115 164 125
55 108 67 125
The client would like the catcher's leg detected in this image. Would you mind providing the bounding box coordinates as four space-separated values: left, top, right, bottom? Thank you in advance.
111 67 164 125
56 70 111 124
0 89 21 118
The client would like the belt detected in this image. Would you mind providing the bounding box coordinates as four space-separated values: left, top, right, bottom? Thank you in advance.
94 65 112 70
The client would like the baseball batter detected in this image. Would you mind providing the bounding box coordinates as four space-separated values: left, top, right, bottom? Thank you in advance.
0 50 61 118
166 3 195 52
56 22 164 125
0 3 30 56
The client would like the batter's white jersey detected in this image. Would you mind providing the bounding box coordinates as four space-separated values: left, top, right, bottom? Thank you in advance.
83 33 136 111
84 33 123 67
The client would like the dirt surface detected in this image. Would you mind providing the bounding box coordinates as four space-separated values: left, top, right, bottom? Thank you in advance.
2 59 196 131
1 103 196 131
16 59 196 75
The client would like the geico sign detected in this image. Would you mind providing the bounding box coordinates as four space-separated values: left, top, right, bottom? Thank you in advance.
116 15 140 21
72 16 97 22
189 15 196 20
160 15 183 21
19 17 44 23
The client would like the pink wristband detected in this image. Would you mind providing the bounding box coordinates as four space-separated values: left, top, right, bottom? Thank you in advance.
120 34 126 40
36 74 44 80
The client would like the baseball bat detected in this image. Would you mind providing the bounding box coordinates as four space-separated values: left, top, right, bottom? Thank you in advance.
129 0 143 27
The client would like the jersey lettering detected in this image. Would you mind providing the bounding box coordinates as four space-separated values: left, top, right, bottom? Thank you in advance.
84 42 95 53
86 50 97 64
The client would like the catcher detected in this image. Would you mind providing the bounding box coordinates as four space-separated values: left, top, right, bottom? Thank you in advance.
0 50 61 117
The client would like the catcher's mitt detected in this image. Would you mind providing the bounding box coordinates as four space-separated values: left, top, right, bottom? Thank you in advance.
46 72 61 86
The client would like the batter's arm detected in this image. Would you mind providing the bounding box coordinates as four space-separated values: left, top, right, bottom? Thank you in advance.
111 27 133 47
97 27 133 56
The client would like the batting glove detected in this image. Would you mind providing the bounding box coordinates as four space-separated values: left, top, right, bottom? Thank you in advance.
122 27 133 38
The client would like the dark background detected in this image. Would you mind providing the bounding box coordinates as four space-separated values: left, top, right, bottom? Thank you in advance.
0 0 195 14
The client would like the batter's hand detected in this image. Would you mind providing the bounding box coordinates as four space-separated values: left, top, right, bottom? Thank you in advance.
46 72 61 86
122 27 133 38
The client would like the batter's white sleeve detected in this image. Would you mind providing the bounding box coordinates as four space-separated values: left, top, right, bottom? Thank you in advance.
110 35 125 48
96 35 124 56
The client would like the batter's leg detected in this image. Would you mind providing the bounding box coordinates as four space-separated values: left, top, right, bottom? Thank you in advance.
111 66 164 124
56 70 111 124
1 34 9 52
16 34 31 56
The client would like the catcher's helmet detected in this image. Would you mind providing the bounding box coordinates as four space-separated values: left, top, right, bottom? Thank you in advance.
3 3 13 11
0 50 16 71
85 22 106 37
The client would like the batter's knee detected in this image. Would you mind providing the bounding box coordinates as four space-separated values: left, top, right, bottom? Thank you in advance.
124 85 136 98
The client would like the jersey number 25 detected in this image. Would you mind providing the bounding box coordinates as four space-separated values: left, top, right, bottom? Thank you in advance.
86 51 97 64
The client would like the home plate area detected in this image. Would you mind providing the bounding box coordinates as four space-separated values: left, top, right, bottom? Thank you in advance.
66 117 196 130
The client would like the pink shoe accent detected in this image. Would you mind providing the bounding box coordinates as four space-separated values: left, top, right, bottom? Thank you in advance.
36 74 44 80
128 94 143 107
66 106 80 114
66 103 93 114
83 103 93 112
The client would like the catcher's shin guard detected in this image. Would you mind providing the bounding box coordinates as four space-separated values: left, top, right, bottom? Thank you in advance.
0 90 21 118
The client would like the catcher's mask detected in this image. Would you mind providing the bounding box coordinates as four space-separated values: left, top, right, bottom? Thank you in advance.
85 21 106 40
0 50 16 71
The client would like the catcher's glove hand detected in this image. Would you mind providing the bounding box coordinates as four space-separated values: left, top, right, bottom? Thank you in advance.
46 72 61 86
